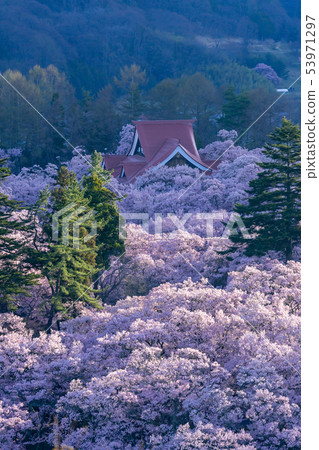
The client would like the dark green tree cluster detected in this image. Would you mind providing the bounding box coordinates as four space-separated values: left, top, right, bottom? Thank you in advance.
36 166 101 329
218 86 250 134
0 66 122 165
83 152 125 269
229 118 301 261
147 73 221 146
0 153 124 329
207 62 275 92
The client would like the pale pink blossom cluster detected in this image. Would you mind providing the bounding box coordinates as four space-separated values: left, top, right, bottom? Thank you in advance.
0 256 300 448
2 130 264 213
1 147 89 204
0 148 22 169
101 224 300 303
253 64 282 85
0 163 58 204
111 133 267 214
0 128 301 448
115 123 135 155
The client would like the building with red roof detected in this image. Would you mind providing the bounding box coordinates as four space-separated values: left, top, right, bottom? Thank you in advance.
102 120 220 182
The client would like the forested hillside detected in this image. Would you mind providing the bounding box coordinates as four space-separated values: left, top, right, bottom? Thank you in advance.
0 0 301 167
0 0 300 92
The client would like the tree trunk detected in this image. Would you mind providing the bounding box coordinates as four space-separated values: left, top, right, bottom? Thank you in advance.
46 303 55 334
286 241 292 262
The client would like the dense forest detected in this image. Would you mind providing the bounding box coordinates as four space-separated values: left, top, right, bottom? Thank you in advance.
0 0 300 168
0 0 300 91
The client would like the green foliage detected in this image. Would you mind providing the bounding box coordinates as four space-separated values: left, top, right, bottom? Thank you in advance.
30 157 124 329
249 11 276 40
0 0 300 95
148 78 180 119
219 86 250 133
84 85 122 153
148 73 219 144
229 118 301 261
83 151 125 268
0 65 123 164
114 64 147 120
244 53 289 79
0 159 38 312
207 62 275 93
0 66 77 166
0 58 298 164
35 167 100 328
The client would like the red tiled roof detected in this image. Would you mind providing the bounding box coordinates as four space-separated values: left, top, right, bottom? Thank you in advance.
132 119 199 161
103 155 126 170
103 120 220 182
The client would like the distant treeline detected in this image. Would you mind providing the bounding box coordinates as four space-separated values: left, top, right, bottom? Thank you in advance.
0 0 300 93
0 61 300 168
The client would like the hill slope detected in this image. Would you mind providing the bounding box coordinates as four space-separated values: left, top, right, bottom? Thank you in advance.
0 0 300 92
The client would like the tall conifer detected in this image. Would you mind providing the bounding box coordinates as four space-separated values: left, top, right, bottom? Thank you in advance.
83 151 124 269
229 118 301 261
33 158 124 330
37 167 100 329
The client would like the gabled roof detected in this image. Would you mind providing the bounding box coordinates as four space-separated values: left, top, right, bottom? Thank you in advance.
131 119 199 161
102 120 220 182
103 155 126 171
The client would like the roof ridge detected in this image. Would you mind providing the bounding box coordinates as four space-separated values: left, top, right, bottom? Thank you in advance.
132 119 196 125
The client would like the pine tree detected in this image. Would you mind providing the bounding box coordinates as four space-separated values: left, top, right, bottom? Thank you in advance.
35 166 101 330
219 86 250 132
32 160 124 330
229 118 301 261
47 92 69 163
83 151 124 270
114 64 147 119
0 158 38 312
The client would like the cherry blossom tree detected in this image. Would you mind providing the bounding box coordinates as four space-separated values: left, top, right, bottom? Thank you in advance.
115 123 135 155
0 128 301 449
0 257 300 449
0 163 58 205
110 132 267 216
1 147 90 205
253 63 282 85
0 148 22 170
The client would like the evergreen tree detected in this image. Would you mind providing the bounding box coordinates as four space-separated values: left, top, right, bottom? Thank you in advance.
114 64 147 119
0 158 38 312
229 118 301 261
46 92 69 163
35 166 101 330
32 160 124 330
148 78 180 119
219 86 250 133
86 86 121 153
83 151 124 270
179 73 218 146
